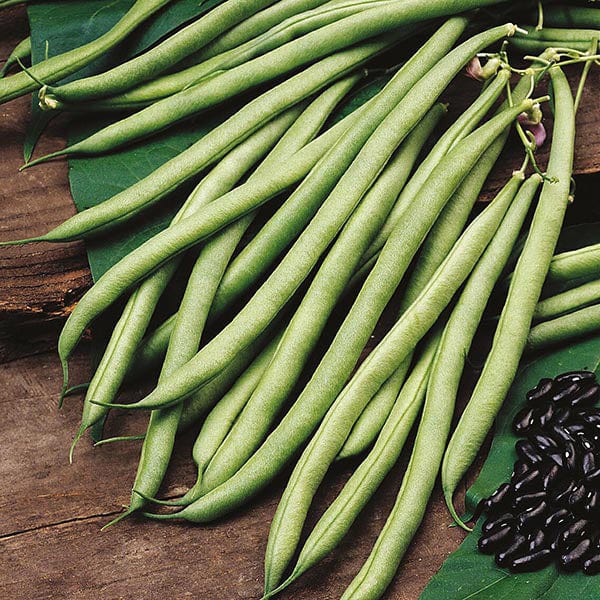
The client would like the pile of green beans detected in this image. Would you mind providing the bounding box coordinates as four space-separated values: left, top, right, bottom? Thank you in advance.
4 1 600 598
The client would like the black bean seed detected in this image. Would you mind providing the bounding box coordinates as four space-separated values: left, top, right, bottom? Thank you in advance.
512 460 529 479
570 383 600 408
513 468 542 494
527 378 554 403
543 464 562 491
558 519 589 552
583 552 600 575
513 406 538 435
550 424 575 444
566 423 587 436
577 436 595 453
484 483 514 515
581 412 600 426
496 535 529 567
555 370 596 384
513 491 547 511
516 440 545 465
517 500 548 532
527 530 547 552
564 441 578 471
568 483 588 510
482 513 514 534
538 403 555 428
544 507 571 530
582 451 596 476
552 406 572 425
552 479 576 506
509 548 553 573
552 382 582 404
560 538 592 571
530 432 559 453
478 524 514 554
585 467 600 485
583 489 600 516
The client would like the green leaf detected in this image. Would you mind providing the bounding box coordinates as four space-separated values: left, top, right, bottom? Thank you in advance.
420 222 600 599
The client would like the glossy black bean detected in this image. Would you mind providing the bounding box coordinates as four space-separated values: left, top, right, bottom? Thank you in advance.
542 464 562 491
517 500 548 532
550 424 575 444
583 552 600 575
580 411 600 426
495 535 528 567
482 513 514 534
560 538 592 571
555 370 596 384
577 436 595 453
538 404 555 428
566 423 587 436
530 432 559 453
552 406 572 425
568 483 588 510
547 451 566 469
558 519 589 553
564 441 578 472
513 468 543 494
509 548 553 573
513 491 547 511
582 451 596 476
516 440 545 466
512 460 529 479
513 406 538 435
585 467 600 485
478 524 514 554
544 507 571 530
527 378 554 403
570 383 600 408
527 530 547 552
484 483 514 515
552 382 582 404
552 479 577 506
583 489 600 516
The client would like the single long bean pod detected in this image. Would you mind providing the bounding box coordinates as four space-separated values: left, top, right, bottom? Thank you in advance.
17 37 389 233
547 241 600 284
0 36 30 78
542 5 600 29
534 278 600 320
337 183 538 600
67 106 304 455
511 26 599 54
199 106 444 495
268 330 440 598
339 135 510 459
527 303 600 352
262 145 528 592
34 0 281 103
80 0 399 111
441 65 575 525
142 95 532 527
110 23 519 414
0 0 173 104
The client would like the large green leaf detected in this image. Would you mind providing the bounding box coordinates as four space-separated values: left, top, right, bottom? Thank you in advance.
420 316 600 597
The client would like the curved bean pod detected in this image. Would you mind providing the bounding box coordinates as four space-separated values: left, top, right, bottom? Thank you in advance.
0 0 173 104
0 35 30 78
542 5 600 29
547 241 600 284
534 278 600 321
441 64 576 525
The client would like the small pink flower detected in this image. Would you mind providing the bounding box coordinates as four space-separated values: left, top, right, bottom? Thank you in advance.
466 56 484 81
518 104 546 148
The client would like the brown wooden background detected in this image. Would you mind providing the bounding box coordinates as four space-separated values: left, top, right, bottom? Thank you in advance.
1 5 600 599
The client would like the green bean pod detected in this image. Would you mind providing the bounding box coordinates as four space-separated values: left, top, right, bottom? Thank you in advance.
268 330 440 598
35 0 281 103
547 241 600 284
0 0 173 104
262 143 528 592
0 35 31 79
511 26 600 54
441 65 575 526
527 303 600 352
335 173 541 596
198 106 444 495
109 22 520 414
76 0 399 111
534 278 600 321
57 18 473 392
542 5 600 29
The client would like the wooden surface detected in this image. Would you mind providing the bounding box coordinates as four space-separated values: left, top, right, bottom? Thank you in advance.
2 5 600 600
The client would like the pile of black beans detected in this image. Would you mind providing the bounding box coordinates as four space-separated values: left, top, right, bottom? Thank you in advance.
476 370 600 574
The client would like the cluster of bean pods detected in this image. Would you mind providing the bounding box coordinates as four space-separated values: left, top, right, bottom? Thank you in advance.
477 371 600 574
